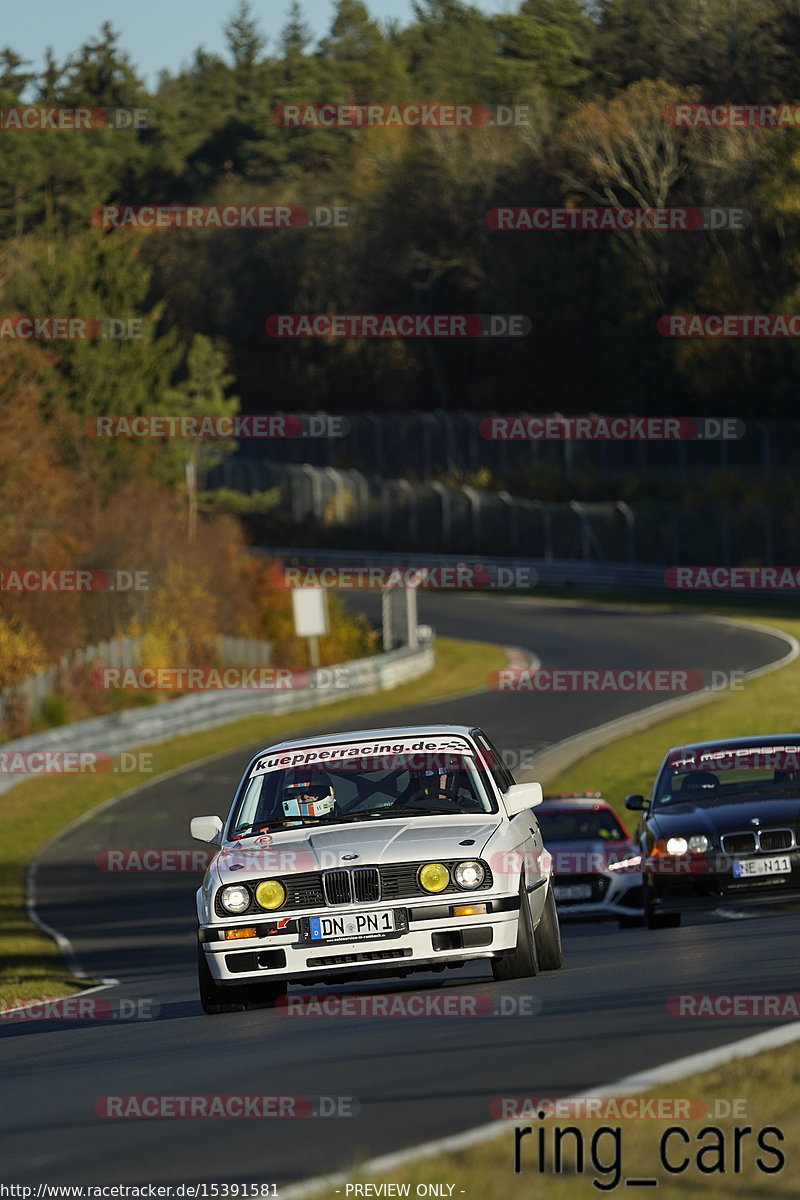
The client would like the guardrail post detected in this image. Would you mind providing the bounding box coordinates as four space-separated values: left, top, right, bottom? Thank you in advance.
498 491 519 553
616 502 636 562
430 482 452 548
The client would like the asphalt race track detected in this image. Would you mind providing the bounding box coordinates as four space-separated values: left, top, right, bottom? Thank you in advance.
1 598 797 1187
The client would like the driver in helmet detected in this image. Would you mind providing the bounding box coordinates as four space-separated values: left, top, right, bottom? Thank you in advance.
254 775 335 831
281 777 336 821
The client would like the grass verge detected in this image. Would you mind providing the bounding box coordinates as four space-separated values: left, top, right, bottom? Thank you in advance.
328 1040 800 1199
545 616 800 818
0 635 504 1006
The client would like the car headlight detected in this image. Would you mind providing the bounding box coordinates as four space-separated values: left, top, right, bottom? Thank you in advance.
255 879 286 910
665 837 689 855
688 835 709 853
454 860 485 889
418 862 450 893
607 855 643 872
219 884 250 914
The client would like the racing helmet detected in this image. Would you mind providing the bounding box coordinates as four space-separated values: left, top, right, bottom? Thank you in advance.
281 775 336 818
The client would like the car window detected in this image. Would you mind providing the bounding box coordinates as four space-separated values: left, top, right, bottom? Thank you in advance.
537 808 627 841
655 755 800 807
229 742 496 833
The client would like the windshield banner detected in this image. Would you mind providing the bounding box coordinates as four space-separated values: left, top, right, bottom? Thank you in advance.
249 737 476 777
667 745 800 772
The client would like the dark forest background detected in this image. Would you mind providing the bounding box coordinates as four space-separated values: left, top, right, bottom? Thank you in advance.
3 0 800 716
4 0 800 427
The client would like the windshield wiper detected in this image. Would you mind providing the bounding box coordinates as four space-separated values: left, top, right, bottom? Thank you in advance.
380 805 466 817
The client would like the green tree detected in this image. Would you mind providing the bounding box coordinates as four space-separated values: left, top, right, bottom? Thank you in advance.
164 334 240 538
1 231 181 485
320 0 409 102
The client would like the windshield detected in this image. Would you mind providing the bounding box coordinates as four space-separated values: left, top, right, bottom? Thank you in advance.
536 807 627 842
228 737 496 835
654 744 800 809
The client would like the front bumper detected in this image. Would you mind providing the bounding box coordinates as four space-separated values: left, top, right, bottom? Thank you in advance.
647 849 800 912
200 894 523 986
552 873 642 921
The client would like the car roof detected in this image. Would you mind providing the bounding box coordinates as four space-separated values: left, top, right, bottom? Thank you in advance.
254 724 479 755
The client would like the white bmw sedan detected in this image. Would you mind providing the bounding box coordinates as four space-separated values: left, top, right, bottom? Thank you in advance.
191 724 562 1013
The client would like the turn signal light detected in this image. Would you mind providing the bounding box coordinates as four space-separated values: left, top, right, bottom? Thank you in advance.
451 904 488 917
223 927 257 940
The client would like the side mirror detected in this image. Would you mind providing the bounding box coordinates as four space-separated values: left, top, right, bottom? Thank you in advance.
625 794 647 812
190 815 224 844
504 782 543 817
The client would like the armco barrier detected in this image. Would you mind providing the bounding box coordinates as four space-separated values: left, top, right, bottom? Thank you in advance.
264 549 667 591
265 549 800 595
0 643 434 796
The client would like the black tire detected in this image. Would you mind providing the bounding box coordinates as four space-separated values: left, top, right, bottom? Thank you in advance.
492 884 540 980
198 944 248 1014
534 886 563 970
246 979 289 1007
643 881 681 929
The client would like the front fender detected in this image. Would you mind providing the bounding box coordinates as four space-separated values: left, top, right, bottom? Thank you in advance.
482 815 547 894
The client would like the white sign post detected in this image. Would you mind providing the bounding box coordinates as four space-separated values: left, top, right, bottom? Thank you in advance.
291 587 329 669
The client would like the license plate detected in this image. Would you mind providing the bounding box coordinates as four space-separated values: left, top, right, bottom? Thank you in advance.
733 856 791 878
308 910 396 942
554 884 593 901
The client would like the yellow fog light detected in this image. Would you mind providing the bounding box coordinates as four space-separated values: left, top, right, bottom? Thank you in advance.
418 862 450 893
255 879 287 910
223 927 257 940
452 904 487 917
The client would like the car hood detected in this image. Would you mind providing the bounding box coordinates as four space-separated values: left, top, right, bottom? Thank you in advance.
650 796 800 839
542 837 639 873
215 815 502 882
